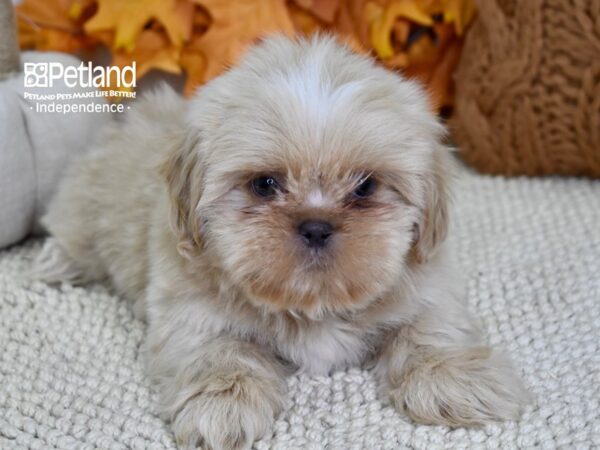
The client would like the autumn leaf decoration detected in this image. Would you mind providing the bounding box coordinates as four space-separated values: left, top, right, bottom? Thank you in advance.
16 0 475 110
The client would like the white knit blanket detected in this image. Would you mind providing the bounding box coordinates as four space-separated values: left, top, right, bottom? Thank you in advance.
1 167 599 450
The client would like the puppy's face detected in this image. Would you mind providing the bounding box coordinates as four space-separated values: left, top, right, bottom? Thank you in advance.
206 160 417 318
165 37 449 318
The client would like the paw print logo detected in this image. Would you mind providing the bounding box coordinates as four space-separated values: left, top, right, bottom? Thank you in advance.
24 63 48 88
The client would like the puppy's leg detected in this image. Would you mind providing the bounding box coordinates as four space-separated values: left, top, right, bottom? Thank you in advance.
377 299 529 426
31 238 89 284
148 330 287 450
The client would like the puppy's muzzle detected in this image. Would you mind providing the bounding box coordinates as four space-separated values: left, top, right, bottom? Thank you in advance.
297 220 333 249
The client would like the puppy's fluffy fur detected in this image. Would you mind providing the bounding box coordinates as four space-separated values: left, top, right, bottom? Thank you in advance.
39 36 528 450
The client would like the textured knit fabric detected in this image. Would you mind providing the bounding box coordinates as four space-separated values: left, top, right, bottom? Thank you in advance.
451 0 600 177
1 166 599 450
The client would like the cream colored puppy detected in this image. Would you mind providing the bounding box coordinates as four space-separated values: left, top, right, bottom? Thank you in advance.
38 36 528 450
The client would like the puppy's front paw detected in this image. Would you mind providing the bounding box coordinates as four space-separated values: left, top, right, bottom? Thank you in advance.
391 346 530 427
171 372 285 450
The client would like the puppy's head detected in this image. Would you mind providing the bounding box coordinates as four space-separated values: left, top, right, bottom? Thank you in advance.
163 36 450 318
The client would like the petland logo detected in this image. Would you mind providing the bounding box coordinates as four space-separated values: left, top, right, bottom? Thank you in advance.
23 61 137 113
24 61 136 89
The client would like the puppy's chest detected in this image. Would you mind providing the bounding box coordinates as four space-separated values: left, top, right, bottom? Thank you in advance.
268 319 378 375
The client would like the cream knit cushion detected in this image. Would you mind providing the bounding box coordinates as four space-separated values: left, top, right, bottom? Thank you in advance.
1 165 599 449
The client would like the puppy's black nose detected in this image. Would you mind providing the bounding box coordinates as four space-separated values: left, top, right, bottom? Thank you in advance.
298 220 333 249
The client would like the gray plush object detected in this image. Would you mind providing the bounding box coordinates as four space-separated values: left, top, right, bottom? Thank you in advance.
0 0 110 248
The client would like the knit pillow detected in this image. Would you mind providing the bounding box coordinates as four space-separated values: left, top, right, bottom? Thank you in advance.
451 0 600 177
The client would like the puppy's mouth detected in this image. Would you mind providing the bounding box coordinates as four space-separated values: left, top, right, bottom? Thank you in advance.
242 250 375 317
303 254 338 277
232 215 391 315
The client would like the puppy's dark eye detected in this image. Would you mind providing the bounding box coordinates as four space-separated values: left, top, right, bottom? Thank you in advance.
353 176 377 198
250 176 280 198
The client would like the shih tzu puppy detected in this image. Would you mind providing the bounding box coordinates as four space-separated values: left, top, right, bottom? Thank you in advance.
37 36 528 450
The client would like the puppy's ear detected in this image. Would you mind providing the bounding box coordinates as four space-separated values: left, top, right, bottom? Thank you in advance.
160 131 204 259
412 147 451 264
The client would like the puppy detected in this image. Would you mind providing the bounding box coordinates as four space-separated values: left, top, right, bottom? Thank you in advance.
38 36 528 450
